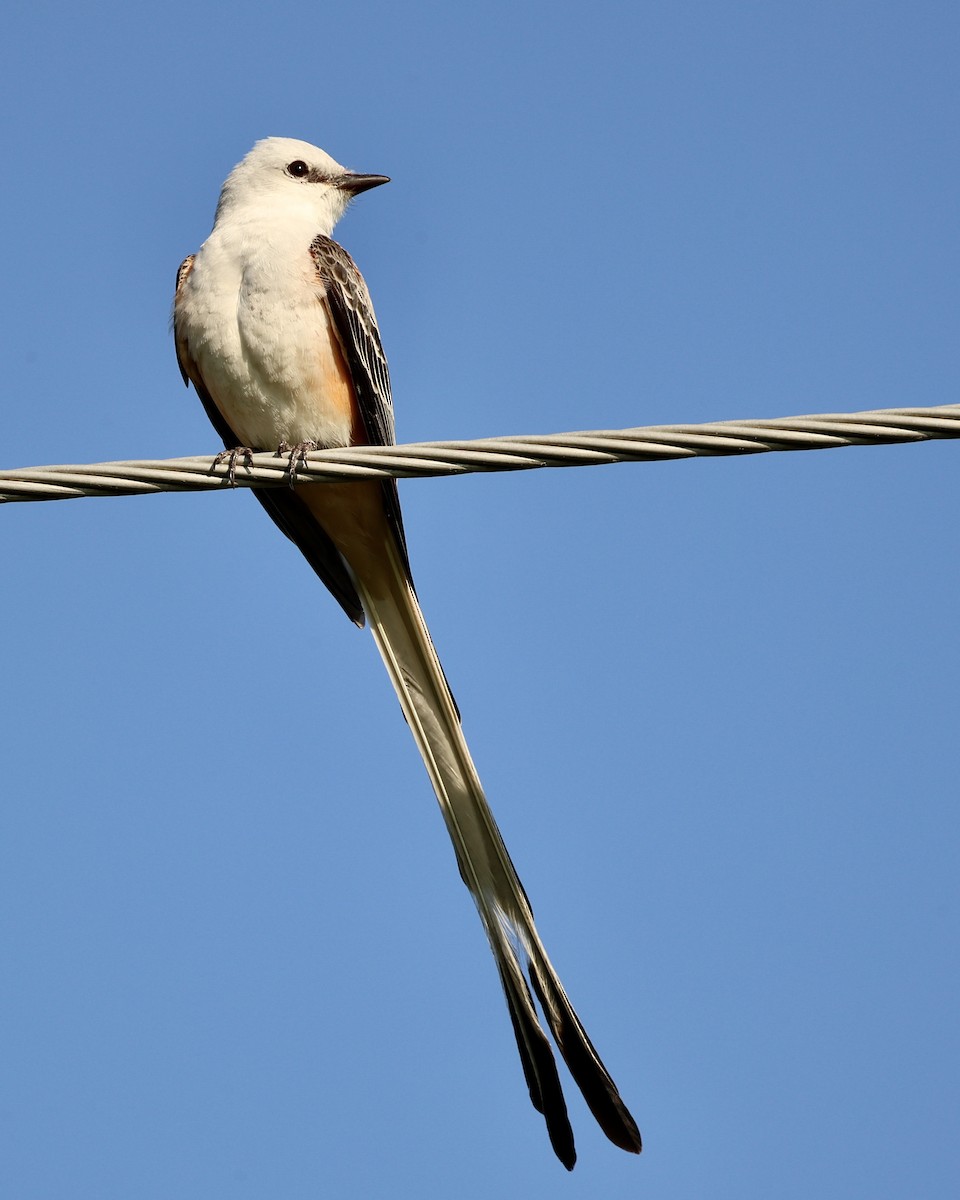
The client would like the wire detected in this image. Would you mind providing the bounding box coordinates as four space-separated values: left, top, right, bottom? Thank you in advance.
2 404 958 504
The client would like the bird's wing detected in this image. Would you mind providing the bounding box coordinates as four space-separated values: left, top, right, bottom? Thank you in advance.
309 234 410 577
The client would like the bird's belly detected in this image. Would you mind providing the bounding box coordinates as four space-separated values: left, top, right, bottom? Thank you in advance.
192 278 356 452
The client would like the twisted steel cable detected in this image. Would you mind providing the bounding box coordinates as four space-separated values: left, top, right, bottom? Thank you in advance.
1 404 958 504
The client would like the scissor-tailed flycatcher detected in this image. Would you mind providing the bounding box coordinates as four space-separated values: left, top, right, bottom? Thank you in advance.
173 137 641 1169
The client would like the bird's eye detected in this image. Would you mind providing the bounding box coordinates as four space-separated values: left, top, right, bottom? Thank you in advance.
286 160 309 178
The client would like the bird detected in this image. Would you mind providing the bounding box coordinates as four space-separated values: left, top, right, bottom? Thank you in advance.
173 136 641 1169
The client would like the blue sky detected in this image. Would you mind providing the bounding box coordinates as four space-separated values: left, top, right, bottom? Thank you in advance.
1 2 958 1196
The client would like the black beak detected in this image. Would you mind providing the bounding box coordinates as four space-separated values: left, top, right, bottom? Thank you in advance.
338 173 391 195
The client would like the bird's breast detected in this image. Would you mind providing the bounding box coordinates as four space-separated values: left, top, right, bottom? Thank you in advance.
180 232 357 451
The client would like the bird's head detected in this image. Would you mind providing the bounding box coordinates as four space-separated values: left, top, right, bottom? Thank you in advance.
213 137 389 235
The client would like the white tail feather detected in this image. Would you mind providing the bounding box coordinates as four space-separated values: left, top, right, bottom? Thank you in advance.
353 535 641 1167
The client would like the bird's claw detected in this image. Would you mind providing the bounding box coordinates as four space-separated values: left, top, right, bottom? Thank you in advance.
277 440 319 487
213 446 255 486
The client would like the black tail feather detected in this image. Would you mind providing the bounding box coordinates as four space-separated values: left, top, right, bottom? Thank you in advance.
528 959 642 1155
495 959 577 1170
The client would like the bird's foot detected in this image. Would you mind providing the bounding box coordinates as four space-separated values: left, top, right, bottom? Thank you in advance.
213 446 255 486
277 440 319 487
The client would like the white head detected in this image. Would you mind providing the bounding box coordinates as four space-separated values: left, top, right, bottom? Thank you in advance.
213 137 389 235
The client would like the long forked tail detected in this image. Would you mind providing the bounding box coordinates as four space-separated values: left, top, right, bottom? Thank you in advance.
354 534 642 1169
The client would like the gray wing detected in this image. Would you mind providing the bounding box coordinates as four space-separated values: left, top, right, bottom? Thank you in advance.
310 235 411 576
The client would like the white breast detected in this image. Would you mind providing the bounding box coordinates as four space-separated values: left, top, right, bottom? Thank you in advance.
178 222 355 450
